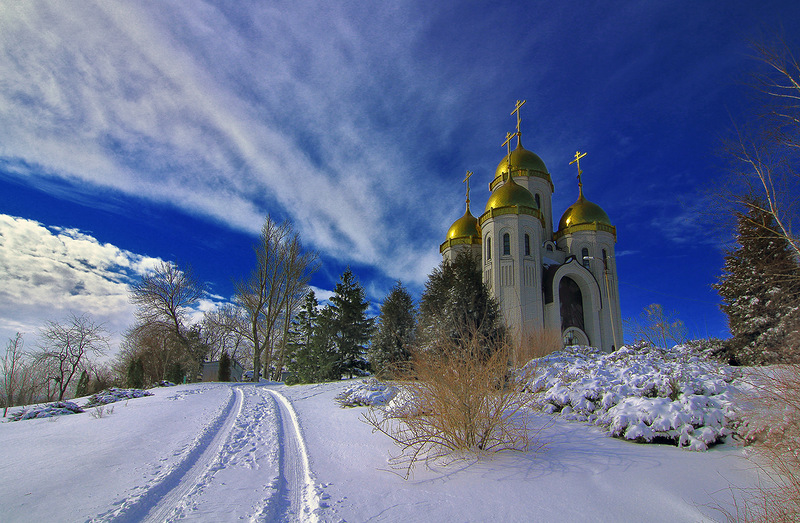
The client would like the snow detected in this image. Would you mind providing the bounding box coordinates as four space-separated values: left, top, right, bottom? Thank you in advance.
0 356 764 522
528 345 741 450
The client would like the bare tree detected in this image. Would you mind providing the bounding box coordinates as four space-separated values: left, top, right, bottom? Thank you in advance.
35 313 108 400
235 216 318 382
115 321 188 385
624 303 688 349
272 234 318 381
130 261 205 345
201 304 250 365
724 38 800 261
1 333 35 415
130 260 207 380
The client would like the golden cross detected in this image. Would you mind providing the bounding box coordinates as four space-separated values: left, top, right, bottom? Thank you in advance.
511 99 526 137
569 150 587 192
501 132 515 174
462 170 473 206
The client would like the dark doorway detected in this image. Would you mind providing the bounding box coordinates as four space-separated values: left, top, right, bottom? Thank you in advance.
559 276 584 332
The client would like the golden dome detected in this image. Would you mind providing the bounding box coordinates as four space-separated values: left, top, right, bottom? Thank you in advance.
557 194 612 231
447 206 481 240
494 140 550 182
485 175 538 212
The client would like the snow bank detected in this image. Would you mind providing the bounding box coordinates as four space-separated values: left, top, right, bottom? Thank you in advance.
84 387 154 407
527 344 741 450
335 379 399 407
9 400 84 421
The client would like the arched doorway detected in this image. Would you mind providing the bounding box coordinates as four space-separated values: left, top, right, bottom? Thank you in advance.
559 276 584 332
562 326 589 346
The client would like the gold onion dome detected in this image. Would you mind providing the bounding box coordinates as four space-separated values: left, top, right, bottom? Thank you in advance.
485 175 538 212
558 193 612 231
494 140 550 182
447 205 481 240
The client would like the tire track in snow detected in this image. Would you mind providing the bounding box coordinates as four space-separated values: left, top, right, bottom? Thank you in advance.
265 388 320 522
94 386 244 523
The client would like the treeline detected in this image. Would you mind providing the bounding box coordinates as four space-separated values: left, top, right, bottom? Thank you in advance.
1 217 506 410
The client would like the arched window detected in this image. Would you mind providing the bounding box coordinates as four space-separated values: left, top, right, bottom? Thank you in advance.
546 244 554 252
502 233 511 256
524 234 531 256
535 193 541 209
581 247 590 268
602 249 608 269
486 237 492 260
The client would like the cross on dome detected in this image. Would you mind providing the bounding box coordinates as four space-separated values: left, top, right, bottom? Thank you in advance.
462 170 473 208
570 150 587 195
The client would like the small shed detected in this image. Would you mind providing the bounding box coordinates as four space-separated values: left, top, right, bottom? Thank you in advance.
200 358 245 382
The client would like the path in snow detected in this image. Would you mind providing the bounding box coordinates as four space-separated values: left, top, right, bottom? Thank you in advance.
88 384 321 522
267 388 320 522
92 386 245 522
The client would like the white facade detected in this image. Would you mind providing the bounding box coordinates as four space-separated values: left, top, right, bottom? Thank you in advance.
441 136 622 352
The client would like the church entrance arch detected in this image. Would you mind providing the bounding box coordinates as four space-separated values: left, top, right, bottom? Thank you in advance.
549 260 603 349
559 276 584 332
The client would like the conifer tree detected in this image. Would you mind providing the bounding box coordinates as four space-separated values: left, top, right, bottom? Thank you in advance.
369 281 416 378
75 369 90 397
218 350 231 382
416 250 506 356
166 361 184 384
714 196 800 364
127 357 145 388
286 292 340 383
330 269 374 379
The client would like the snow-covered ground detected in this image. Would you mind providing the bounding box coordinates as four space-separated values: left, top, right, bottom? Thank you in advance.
0 372 762 522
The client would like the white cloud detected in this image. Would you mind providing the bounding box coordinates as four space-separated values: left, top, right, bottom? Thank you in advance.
0 1 466 288
0 214 162 347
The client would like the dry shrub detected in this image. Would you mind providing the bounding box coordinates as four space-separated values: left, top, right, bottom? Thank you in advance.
719 365 800 522
363 329 545 478
513 327 562 367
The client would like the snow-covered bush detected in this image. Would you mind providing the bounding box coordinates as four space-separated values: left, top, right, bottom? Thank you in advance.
527 344 741 450
336 379 398 407
9 400 84 421
84 387 153 407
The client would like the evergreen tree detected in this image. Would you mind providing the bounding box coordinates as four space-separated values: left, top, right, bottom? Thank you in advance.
166 361 184 384
75 369 90 397
330 269 374 379
127 357 145 388
286 291 337 383
218 350 231 382
369 281 416 378
416 250 506 356
713 197 800 364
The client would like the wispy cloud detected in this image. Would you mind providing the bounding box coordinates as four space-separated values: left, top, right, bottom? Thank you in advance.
0 1 477 288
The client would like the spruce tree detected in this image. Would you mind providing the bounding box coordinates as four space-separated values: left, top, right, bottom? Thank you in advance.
166 361 184 384
218 350 231 382
713 197 800 364
369 281 416 378
330 269 374 379
416 250 506 356
75 369 90 397
127 357 145 388
286 292 339 383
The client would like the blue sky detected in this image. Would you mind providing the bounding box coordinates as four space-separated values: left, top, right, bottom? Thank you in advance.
1 1 798 350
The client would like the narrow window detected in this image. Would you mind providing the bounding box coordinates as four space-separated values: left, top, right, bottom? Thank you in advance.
602 249 608 269
524 234 531 256
535 193 541 209
486 237 492 260
582 247 590 268
503 233 510 256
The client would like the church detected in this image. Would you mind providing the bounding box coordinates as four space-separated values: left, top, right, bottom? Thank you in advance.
439 101 622 352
